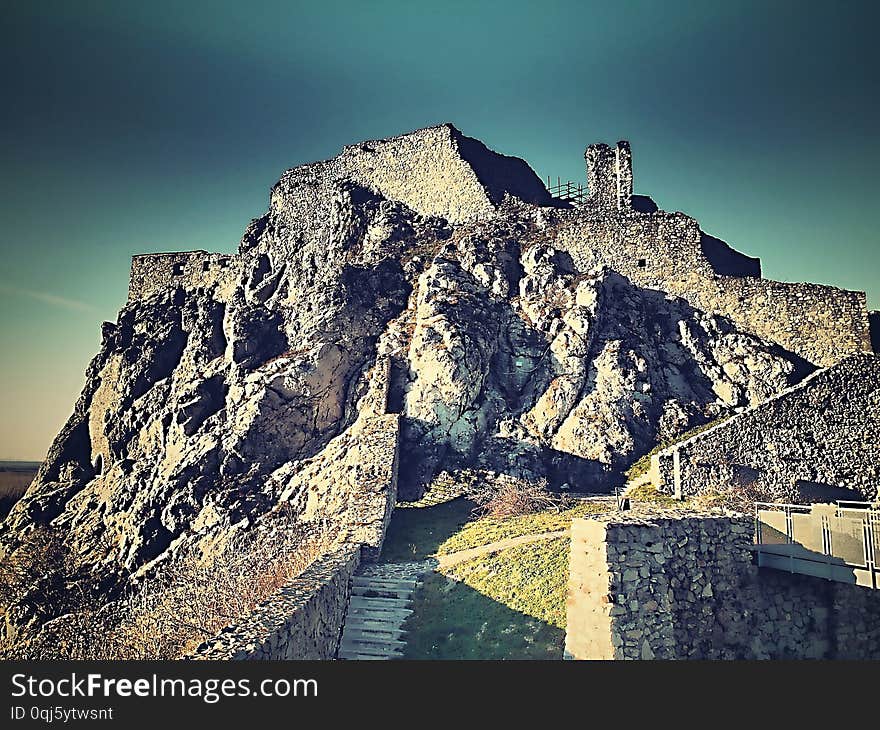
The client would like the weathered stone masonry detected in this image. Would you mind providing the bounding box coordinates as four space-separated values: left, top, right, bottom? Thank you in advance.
186 545 361 660
650 353 880 502
128 250 240 302
565 512 880 660
555 145 870 368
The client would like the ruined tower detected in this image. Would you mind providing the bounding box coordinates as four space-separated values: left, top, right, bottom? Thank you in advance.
585 140 632 210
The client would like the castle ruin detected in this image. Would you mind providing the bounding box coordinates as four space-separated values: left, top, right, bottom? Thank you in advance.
127 125 872 369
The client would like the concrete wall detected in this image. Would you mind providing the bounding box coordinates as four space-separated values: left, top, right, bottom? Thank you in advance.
650 354 880 502
186 545 361 660
565 511 880 660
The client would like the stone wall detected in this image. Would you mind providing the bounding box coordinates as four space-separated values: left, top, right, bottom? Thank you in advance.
128 250 240 302
553 210 870 368
565 511 880 660
186 545 360 660
272 123 550 228
650 353 880 502
870 310 879 353
585 141 632 210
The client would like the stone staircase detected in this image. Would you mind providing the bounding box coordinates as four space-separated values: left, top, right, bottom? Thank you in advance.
337 571 420 660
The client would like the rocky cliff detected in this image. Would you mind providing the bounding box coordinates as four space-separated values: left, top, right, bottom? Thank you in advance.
1 123 865 637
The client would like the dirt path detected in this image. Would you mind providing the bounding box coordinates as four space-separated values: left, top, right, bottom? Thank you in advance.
435 529 567 570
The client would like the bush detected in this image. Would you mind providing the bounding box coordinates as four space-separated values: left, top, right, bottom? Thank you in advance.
470 475 572 520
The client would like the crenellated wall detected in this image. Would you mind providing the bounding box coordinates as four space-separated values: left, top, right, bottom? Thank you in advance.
565 511 880 660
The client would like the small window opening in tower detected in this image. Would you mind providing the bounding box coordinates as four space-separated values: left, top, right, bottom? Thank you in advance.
220 258 230 268
202 261 210 272
172 263 184 276
637 258 646 268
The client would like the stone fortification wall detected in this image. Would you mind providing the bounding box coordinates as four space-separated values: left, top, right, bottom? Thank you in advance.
186 545 360 660
128 250 240 302
650 354 880 502
565 511 880 660
270 123 550 229
554 212 870 367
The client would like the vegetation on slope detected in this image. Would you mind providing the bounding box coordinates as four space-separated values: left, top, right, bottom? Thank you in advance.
436 501 608 555
402 537 569 660
379 498 477 562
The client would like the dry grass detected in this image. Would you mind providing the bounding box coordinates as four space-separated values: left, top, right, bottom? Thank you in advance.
0 514 334 660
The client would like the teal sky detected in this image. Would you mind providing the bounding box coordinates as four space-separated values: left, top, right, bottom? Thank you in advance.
1 1 878 460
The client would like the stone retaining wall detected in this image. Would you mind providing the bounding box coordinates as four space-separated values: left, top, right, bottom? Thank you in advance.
650 353 880 502
186 545 360 660
565 511 880 660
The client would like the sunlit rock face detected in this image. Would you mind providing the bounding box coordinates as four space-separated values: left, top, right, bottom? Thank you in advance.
4 123 868 637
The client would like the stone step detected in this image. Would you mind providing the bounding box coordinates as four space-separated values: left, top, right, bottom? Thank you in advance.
342 634 407 649
352 576 418 590
342 626 406 641
343 617 408 633
347 606 413 620
348 595 413 609
337 651 390 661
339 640 404 657
350 586 414 600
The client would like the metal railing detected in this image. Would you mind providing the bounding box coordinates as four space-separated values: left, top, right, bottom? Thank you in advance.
546 177 590 206
754 501 879 588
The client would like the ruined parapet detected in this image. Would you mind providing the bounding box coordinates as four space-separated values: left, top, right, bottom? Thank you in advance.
585 140 632 210
650 353 880 502
566 511 880 660
870 310 880 353
269 123 551 233
559 139 871 367
128 250 240 302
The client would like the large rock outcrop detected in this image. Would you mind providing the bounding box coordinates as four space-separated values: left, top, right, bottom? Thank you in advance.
0 123 868 639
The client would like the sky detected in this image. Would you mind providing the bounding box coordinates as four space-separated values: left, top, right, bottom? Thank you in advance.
1 0 878 460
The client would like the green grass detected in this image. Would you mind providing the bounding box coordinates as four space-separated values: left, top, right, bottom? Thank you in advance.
436 501 610 555
449 537 570 630
625 482 688 507
378 497 477 562
401 538 569 660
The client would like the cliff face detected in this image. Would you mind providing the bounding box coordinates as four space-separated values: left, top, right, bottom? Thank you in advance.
0 124 865 636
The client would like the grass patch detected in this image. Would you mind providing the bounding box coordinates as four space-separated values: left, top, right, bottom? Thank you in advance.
436 501 609 555
625 482 687 507
401 538 569 660
378 498 477 563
